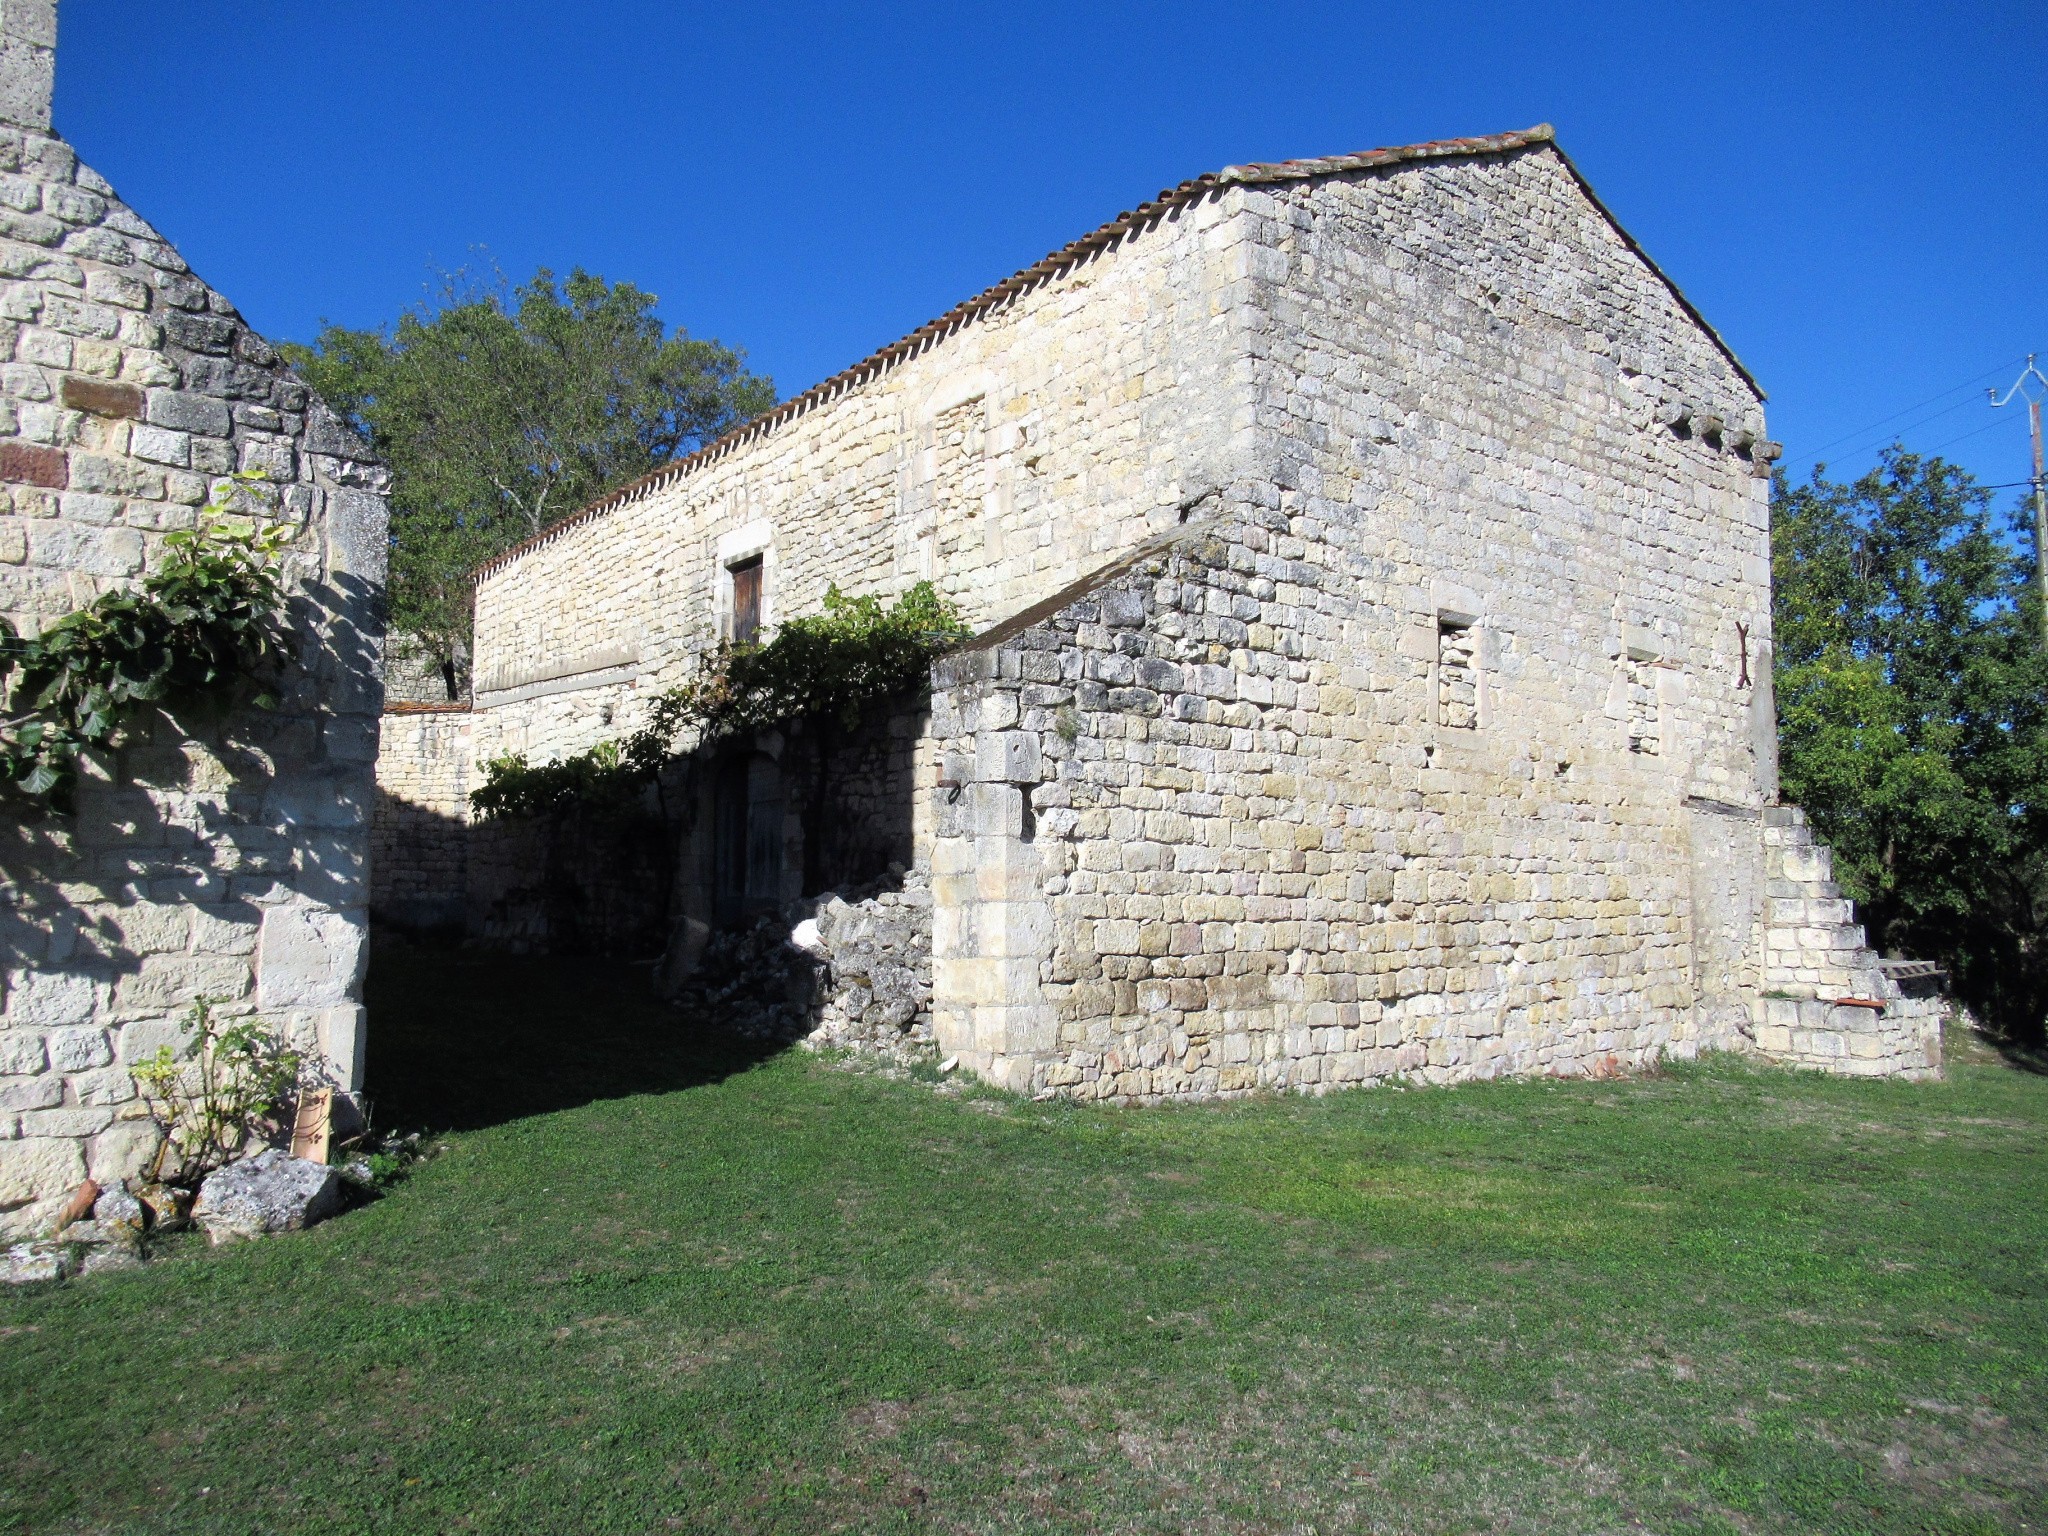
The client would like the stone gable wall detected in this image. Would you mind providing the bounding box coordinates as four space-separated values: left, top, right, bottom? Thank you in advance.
0 16 387 1236
1245 146 1783 1059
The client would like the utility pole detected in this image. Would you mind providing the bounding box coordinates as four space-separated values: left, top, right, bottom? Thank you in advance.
1989 355 2048 645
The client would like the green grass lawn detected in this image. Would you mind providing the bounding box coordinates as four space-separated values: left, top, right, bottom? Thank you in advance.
3 947 2045 1535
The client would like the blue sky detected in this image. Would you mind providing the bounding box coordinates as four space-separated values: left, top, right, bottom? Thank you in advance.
53 1 2048 512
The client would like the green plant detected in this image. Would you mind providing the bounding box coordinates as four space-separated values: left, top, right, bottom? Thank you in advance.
131 997 310 1186
1773 450 2048 1043
471 581 966 821
0 472 294 811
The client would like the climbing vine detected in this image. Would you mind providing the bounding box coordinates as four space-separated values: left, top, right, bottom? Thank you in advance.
471 581 965 821
0 472 294 811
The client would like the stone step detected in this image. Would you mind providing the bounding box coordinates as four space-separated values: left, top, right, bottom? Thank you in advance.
1767 896 1854 926
1765 879 1843 900
1768 844 1833 884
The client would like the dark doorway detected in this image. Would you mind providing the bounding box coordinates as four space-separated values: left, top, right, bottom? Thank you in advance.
713 752 783 926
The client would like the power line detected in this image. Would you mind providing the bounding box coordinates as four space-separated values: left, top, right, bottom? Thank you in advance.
1811 392 1985 468
1921 414 2010 457
1791 355 2027 460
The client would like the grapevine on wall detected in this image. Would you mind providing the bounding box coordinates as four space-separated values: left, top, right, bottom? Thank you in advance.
0 472 295 811
471 581 966 821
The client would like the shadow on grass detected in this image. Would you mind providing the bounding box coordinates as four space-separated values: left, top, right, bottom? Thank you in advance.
1983 1033 2048 1076
362 933 785 1133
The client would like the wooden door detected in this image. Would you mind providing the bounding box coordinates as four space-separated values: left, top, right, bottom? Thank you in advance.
729 556 762 646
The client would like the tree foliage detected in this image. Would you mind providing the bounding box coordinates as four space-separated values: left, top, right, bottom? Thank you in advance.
285 268 775 692
471 582 965 821
0 473 293 812
1773 449 2048 1043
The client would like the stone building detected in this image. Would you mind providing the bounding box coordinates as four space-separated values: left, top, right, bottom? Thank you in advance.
380 124 1939 1097
0 3 387 1234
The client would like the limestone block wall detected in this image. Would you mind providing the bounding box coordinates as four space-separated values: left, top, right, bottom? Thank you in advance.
931 512 1717 1099
370 704 470 934
0 6 386 1237
1247 146 1776 821
1244 145 1788 1061
467 175 1260 775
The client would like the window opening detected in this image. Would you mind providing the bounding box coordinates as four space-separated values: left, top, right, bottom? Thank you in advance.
1438 620 1478 730
729 555 763 647
1625 660 1661 755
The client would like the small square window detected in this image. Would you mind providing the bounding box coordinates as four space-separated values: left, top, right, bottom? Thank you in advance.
728 555 763 647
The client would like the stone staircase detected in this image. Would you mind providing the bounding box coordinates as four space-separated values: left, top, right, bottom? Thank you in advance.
1753 806 1943 1078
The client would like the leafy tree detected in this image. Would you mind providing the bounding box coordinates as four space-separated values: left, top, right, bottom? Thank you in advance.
285 269 774 696
1773 448 2048 1044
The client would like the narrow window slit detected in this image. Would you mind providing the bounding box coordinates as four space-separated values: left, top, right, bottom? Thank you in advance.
1438 620 1478 730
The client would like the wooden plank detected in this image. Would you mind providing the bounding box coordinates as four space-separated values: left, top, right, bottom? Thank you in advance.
290 1088 333 1164
52 1178 100 1234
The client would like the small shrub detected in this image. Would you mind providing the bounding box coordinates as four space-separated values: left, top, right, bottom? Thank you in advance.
131 998 311 1187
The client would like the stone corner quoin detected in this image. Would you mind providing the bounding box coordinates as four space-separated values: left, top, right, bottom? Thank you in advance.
365 119 1942 1105
0 0 390 1239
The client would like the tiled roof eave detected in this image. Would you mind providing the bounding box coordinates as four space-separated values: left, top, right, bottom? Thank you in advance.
472 122 1755 585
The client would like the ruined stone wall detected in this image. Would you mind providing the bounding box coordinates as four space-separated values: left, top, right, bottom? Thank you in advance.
370 705 469 935
467 182 1259 775
465 807 672 957
661 702 926 965
0 6 386 1235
